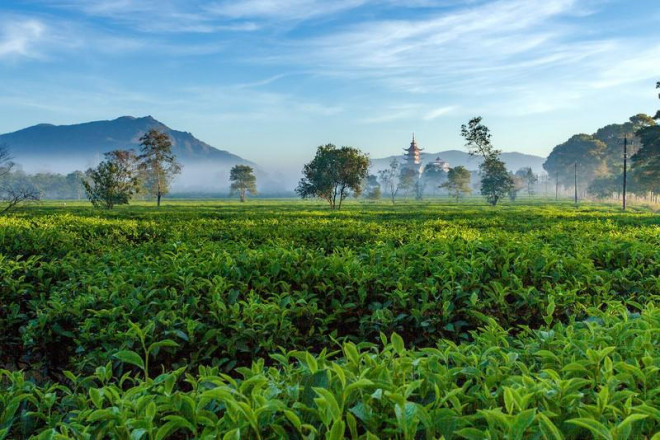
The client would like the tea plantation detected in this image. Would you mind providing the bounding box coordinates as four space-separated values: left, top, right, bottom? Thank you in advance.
1 201 659 439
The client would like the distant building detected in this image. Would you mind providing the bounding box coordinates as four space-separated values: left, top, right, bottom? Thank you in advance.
427 156 450 173
403 133 423 174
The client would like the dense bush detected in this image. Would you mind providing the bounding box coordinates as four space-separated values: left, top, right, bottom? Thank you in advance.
1 201 659 438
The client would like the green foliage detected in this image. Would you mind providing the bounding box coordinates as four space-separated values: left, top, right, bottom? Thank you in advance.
137 129 182 207
589 175 621 199
229 165 257 202
441 166 471 201
543 109 658 196
398 167 418 198
631 87 660 193
1 302 659 438
461 117 514 206
363 175 381 200
480 156 514 205
297 144 370 209
0 202 659 438
83 150 141 209
1 170 85 200
516 167 538 197
461 116 497 159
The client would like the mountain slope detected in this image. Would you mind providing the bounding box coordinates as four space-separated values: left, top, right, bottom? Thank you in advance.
370 150 546 174
0 116 268 191
0 115 250 165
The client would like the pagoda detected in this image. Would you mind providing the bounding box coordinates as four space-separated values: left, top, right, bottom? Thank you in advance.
428 156 450 173
403 133 423 174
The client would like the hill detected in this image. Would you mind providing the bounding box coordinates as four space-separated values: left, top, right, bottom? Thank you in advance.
0 116 264 191
370 150 546 174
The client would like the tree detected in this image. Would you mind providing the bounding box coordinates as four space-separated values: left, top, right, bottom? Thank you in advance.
479 157 514 205
137 129 182 207
588 175 619 199
631 82 660 194
543 134 609 188
229 165 257 202
363 175 382 200
378 159 400 205
461 117 497 158
66 171 86 199
440 166 471 202
422 164 447 196
516 167 538 196
82 150 140 209
398 167 418 199
656 81 660 120
0 144 40 213
461 117 513 205
296 144 369 210
508 172 525 201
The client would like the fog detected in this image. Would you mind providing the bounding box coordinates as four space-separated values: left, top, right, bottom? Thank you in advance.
13 155 303 196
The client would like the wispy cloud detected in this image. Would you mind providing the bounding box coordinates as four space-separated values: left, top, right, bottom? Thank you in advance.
274 0 659 117
0 18 47 59
424 106 456 120
204 0 370 21
39 0 371 32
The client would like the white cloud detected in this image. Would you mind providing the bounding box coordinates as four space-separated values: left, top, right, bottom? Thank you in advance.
424 106 455 120
0 19 47 59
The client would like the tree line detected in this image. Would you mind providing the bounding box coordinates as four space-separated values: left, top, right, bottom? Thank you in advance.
82 129 257 208
298 82 660 209
543 83 660 202
296 116 546 208
1 82 657 211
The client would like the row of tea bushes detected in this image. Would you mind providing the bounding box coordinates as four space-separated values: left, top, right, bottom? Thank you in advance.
2 301 659 439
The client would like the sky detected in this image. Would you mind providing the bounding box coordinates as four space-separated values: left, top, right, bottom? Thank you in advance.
0 0 659 168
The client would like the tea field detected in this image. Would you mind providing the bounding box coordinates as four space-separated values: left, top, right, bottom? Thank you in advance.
1 201 659 439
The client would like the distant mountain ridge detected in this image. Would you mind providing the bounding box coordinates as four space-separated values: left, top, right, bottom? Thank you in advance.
0 115 251 165
0 116 265 191
371 150 546 174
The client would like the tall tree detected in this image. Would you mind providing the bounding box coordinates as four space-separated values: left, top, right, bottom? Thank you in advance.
296 144 369 210
378 159 401 205
137 129 182 207
461 117 513 205
82 150 140 209
440 165 471 202
631 82 660 194
543 134 609 188
229 165 257 202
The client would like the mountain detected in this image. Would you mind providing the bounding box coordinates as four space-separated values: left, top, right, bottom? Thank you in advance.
0 116 268 192
370 150 547 174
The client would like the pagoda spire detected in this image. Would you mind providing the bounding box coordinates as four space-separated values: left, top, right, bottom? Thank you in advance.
403 132 423 166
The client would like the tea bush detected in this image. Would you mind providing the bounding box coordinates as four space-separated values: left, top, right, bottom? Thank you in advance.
1 201 659 438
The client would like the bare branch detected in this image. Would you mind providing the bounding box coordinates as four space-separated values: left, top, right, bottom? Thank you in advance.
0 185 40 214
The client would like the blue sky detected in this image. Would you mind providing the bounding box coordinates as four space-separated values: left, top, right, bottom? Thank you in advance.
0 0 659 168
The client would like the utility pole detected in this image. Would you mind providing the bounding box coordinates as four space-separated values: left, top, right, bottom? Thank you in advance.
555 170 559 201
574 162 578 205
622 135 628 211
